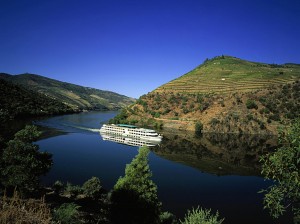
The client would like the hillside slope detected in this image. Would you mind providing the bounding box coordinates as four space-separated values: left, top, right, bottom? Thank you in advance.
0 79 73 122
0 73 135 110
112 56 300 135
155 56 300 94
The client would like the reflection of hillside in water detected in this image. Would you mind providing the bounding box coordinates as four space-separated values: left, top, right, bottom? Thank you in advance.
151 130 277 176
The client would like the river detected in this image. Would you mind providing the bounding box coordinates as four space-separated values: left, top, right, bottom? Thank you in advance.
35 111 292 224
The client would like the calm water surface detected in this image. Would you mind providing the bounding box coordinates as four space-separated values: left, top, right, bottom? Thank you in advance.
36 111 292 224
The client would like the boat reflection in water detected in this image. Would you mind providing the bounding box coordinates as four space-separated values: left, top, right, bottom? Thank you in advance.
100 132 161 147
99 124 162 147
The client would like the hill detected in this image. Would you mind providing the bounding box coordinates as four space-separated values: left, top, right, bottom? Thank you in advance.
0 73 135 111
111 56 300 135
0 78 74 122
155 55 300 94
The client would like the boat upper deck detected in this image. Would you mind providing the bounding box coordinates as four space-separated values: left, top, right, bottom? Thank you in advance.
116 124 137 129
101 124 160 135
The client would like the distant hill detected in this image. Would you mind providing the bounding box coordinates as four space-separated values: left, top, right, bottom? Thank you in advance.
0 73 135 111
111 56 300 135
0 78 74 122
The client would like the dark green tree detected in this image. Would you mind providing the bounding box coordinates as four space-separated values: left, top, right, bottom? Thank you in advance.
110 146 161 224
195 121 203 136
0 125 52 195
260 118 300 220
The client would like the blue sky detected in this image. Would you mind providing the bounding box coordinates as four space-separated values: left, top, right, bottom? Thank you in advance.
1 0 299 98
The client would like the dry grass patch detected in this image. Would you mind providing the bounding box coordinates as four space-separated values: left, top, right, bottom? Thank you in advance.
0 191 51 224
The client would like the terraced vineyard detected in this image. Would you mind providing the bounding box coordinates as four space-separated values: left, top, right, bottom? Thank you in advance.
120 55 300 135
155 56 300 94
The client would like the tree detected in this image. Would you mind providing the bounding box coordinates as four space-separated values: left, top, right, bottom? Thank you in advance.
110 146 161 224
195 121 203 136
260 118 300 220
0 125 52 195
180 207 224 224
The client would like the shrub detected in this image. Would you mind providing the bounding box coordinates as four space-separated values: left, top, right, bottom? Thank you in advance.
154 95 161 102
154 122 163 130
154 112 161 118
163 108 171 115
65 183 82 198
197 94 204 103
160 211 177 224
53 203 81 224
180 207 224 224
232 113 239 121
129 119 138 125
200 102 210 111
183 108 189 114
53 180 64 194
246 99 258 110
269 113 280 121
236 96 242 104
259 97 267 104
210 118 220 126
82 177 102 199
259 122 266 130
246 114 253 121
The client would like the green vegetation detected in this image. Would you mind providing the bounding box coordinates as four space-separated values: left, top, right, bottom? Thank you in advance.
107 55 298 133
155 56 300 94
1 139 225 224
0 73 135 111
180 207 224 224
0 125 52 195
195 121 203 136
0 79 74 122
5 113 299 223
65 182 83 198
82 176 102 199
53 180 64 194
122 79 300 134
246 99 258 110
260 118 300 221
110 146 162 223
53 203 81 224
108 109 129 124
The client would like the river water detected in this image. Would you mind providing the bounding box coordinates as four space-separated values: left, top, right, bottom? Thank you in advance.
35 111 292 224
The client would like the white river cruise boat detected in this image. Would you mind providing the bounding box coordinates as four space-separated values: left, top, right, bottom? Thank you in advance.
100 124 162 142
